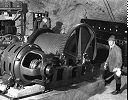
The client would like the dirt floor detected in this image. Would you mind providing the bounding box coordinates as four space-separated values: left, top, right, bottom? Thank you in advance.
88 75 127 100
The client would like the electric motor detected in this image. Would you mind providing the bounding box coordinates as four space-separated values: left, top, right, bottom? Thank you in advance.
1 42 44 85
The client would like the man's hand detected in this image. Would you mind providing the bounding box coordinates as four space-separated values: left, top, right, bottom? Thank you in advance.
113 68 121 77
113 68 118 72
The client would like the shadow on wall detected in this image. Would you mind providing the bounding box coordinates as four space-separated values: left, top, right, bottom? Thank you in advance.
94 43 109 64
52 21 63 34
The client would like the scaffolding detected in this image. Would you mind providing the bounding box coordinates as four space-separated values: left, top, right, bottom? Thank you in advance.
0 1 28 41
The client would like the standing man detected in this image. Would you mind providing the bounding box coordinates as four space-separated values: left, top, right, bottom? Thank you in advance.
102 35 122 95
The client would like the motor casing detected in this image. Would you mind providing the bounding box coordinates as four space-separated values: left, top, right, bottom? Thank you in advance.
1 42 44 85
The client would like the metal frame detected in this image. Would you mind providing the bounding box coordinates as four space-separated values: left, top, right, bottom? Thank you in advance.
0 1 28 41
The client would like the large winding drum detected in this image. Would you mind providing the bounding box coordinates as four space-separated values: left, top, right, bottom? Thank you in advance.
28 23 96 65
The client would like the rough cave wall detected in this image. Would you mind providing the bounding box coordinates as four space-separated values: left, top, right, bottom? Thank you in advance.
0 0 127 35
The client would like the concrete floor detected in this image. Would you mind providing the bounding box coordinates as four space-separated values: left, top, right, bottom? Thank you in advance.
0 79 104 100
88 76 127 100
0 76 126 100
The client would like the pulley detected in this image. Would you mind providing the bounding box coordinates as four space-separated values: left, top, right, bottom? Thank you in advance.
40 63 55 78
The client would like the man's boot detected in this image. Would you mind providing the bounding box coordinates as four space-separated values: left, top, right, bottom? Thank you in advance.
111 83 121 95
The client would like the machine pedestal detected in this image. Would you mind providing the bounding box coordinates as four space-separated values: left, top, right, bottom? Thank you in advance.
0 84 45 99
0 79 104 100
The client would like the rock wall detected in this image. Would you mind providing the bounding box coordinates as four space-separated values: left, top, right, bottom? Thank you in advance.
0 0 127 35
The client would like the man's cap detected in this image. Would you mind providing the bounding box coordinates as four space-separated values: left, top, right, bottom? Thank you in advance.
108 35 116 41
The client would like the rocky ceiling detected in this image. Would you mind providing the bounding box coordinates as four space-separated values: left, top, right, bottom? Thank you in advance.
0 0 127 35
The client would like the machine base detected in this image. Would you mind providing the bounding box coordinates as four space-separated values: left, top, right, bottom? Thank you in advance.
0 84 45 99
0 79 104 100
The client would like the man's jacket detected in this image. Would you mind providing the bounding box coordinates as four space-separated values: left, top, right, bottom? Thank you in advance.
106 44 122 72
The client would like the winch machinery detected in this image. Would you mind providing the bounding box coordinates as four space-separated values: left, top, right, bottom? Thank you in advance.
0 23 98 93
